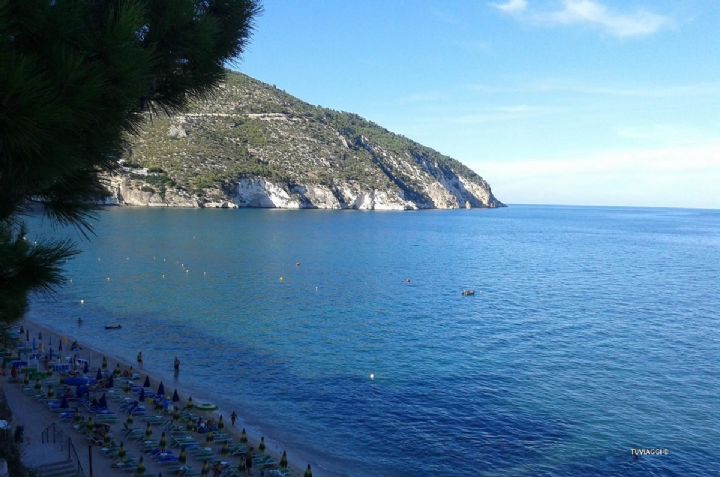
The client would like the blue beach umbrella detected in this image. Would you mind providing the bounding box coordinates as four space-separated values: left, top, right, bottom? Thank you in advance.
157 382 165 396
172 389 180 402
143 376 150 388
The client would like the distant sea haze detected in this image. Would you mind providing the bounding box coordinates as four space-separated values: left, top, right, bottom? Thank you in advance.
27 205 720 476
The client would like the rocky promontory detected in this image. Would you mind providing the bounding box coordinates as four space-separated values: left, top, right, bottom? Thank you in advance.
108 72 503 210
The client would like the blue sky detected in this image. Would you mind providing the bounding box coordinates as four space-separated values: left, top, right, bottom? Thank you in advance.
236 0 720 208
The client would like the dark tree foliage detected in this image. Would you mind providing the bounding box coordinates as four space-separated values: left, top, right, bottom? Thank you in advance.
0 0 260 321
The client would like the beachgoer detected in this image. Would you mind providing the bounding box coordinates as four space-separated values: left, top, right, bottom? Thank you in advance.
245 449 253 476
230 410 237 427
137 351 143 366
174 356 180 372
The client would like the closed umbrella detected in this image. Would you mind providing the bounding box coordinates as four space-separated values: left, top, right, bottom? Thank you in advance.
143 376 150 387
59 340 63 351
139 388 145 402
172 389 180 402
95 368 102 380
83 362 89 374
157 382 165 396
107 376 114 388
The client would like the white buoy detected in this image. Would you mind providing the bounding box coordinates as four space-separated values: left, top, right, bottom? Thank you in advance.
369 373 375 380
106 277 111 282
162 274 165 279
80 299 84 305
186 269 189 273
97 258 101 262
203 272 206 276
126 257 129 261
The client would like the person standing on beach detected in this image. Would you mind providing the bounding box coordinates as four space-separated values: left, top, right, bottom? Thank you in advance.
137 351 143 366
231 411 238 427
174 356 180 373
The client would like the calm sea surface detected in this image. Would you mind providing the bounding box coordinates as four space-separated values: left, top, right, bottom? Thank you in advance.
26 205 720 476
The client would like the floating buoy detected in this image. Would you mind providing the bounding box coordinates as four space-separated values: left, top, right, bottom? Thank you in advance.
279 276 284 282
162 274 165 279
106 277 111 282
80 299 85 305
369 373 375 380
186 269 189 273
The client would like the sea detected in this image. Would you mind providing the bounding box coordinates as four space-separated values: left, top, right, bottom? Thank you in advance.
25 205 720 476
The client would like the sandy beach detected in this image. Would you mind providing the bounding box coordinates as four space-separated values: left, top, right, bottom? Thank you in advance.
4 318 333 477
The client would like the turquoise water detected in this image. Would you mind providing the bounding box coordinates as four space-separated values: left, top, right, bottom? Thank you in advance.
27 205 720 476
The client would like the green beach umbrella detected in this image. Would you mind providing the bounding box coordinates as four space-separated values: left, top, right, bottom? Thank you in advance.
304 464 313 477
143 376 150 387
126 415 133 426
102 356 107 369
172 389 180 402
220 441 229 455
159 431 167 450
136 456 145 475
186 396 194 409
145 422 152 438
157 381 165 396
206 431 214 443
201 460 209 476
240 428 247 443
258 436 266 453
179 447 187 464
280 451 288 469
118 442 126 459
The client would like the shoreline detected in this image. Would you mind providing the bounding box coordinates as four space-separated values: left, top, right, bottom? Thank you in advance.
22 317 346 477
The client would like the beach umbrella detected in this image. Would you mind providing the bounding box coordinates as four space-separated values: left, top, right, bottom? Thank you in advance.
60 396 69 409
157 382 165 396
218 415 224 429
83 362 89 374
124 381 131 394
186 396 193 409
201 460 209 476
179 447 187 464
258 436 266 452
305 464 313 477
118 442 126 459
220 442 229 455
38 332 42 340
143 376 150 388
107 376 114 388
172 389 180 402
280 451 288 469
99 394 107 409
240 428 247 443
101 356 107 369
95 368 102 380
126 415 133 426
136 456 145 474
139 388 145 402
58 340 63 351
159 431 167 450
145 422 152 438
